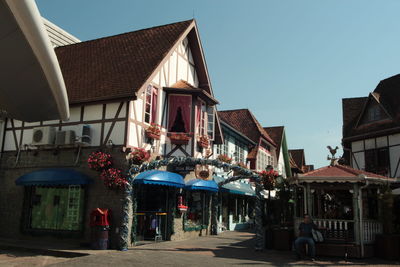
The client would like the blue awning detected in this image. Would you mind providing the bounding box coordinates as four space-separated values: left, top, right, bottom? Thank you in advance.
133 170 184 188
15 168 92 186
214 175 255 196
185 179 219 192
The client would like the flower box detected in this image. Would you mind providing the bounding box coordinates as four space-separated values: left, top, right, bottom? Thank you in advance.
168 133 191 145
145 124 161 140
198 135 209 148
127 147 150 165
217 154 232 164
145 131 160 140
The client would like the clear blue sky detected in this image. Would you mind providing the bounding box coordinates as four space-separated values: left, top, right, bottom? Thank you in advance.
37 0 400 168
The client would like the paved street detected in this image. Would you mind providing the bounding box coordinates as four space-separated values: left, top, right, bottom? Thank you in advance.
0 231 396 267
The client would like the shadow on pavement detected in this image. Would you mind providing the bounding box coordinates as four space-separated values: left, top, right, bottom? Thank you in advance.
131 231 400 266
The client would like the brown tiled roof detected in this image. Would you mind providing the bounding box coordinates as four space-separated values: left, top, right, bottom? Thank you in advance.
170 80 196 90
264 126 284 156
302 164 387 179
55 20 193 104
342 97 368 138
289 153 300 170
289 149 305 170
218 109 276 146
342 74 400 140
166 80 218 104
247 147 258 159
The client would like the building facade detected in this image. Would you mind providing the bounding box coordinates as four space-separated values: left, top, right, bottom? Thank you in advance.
342 74 400 178
0 19 223 247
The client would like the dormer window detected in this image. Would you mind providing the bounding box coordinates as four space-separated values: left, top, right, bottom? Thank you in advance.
366 103 382 122
144 85 158 124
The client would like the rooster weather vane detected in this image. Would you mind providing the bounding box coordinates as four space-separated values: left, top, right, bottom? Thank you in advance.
327 145 340 166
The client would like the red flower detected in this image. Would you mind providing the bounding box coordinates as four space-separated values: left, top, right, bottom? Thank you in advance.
259 169 279 190
100 168 128 190
127 147 150 165
217 154 232 164
88 151 112 171
146 123 161 136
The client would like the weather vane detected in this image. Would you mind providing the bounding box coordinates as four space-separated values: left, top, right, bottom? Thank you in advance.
327 145 339 166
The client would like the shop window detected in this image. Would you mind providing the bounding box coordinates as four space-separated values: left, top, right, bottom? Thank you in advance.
184 191 210 231
365 148 389 175
27 186 84 231
144 85 158 124
168 95 191 133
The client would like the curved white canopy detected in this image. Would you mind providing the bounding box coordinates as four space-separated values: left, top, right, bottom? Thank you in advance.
0 0 69 122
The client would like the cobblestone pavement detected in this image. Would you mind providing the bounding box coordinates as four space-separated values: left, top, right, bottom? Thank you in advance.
2 231 400 266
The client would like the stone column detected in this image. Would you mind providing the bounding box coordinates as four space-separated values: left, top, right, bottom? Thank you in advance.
211 193 218 235
254 181 264 251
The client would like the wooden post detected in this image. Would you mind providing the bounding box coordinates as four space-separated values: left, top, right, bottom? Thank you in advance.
306 183 312 215
352 183 360 245
293 187 298 219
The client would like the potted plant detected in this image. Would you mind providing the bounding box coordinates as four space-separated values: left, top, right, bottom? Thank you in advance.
198 135 209 148
87 151 112 171
145 123 161 140
127 147 150 165
168 132 191 145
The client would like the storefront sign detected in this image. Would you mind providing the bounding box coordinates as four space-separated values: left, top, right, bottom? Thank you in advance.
172 166 195 175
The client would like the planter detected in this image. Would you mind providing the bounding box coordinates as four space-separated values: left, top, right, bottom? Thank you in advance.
198 140 208 148
272 228 294 250
170 138 189 145
145 131 160 140
375 234 400 260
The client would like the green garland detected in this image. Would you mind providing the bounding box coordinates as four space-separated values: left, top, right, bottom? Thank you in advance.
119 156 264 251
130 186 138 245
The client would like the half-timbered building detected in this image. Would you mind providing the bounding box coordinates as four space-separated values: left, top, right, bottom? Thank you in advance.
212 109 278 231
342 74 400 178
0 19 222 247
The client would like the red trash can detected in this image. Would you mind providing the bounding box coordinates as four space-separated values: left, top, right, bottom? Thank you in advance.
90 208 111 250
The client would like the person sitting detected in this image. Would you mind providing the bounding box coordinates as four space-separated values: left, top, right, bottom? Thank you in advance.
294 214 319 260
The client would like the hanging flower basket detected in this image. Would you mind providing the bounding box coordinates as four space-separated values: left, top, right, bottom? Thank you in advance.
126 147 150 165
259 169 279 190
100 168 128 190
168 132 191 145
87 151 112 171
145 123 161 140
198 135 209 148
